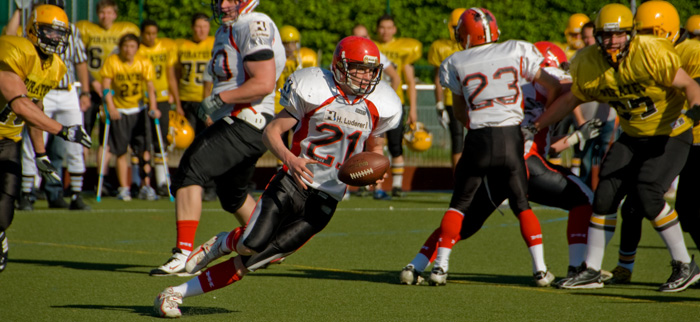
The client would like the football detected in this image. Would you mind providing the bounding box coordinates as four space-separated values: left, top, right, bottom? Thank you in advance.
338 152 390 186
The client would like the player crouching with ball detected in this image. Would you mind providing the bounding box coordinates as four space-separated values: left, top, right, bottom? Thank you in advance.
153 36 401 318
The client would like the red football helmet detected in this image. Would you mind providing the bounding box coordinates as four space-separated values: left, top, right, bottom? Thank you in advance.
211 0 259 25
456 8 500 48
332 36 383 96
534 41 568 68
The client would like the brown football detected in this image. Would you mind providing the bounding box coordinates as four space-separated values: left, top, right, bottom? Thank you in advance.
338 152 390 186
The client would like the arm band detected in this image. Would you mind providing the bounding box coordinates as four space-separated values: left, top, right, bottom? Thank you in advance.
7 94 28 108
102 89 114 97
243 49 274 62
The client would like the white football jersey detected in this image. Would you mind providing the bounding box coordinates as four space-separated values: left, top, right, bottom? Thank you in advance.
521 66 570 157
280 67 402 200
208 12 286 121
440 40 544 129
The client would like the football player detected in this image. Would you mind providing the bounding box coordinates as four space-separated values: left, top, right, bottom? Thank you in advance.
407 8 561 287
536 3 700 292
374 14 422 199
607 0 700 286
76 0 139 193
428 8 466 170
149 0 285 277
562 13 590 59
688 15 700 39
100 33 159 201
0 4 92 272
138 19 181 198
153 35 401 318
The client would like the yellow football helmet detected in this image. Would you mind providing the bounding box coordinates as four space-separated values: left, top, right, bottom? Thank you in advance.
594 3 634 64
448 8 467 42
167 110 194 149
634 1 680 43
565 13 590 50
686 15 700 36
26 4 70 55
403 122 432 152
280 25 301 43
299 47 318 68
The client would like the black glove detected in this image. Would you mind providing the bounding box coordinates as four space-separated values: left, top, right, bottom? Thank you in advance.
198 93 225 122
685 104 700 123
57 125 92 148
35 153 61 186
521 124 537 142
567 119 603 150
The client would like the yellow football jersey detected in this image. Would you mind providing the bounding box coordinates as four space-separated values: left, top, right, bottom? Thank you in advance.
0 36 66 142
75 21 140 82
570 35 691 137
428 38 462 106
375 37 422 104
100 54 155 110
176 36 215 102
675 38 700 143
274 47 318 113
137 38 178 102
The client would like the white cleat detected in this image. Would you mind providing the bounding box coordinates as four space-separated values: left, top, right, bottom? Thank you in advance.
186 232 231 274
399 264 424 285
154 287 183 318
429 266 447 286
534 270 555 287
150 248 200 276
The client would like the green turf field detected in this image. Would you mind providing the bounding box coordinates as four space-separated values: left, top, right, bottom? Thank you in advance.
1 193 698 321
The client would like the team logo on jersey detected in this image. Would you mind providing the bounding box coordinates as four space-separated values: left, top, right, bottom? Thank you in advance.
249 21 270 38
324 107 370 130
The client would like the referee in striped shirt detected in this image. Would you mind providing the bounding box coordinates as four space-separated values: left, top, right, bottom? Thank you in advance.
9 0 92 210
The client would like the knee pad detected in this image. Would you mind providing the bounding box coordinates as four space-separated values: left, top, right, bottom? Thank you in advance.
219 195 246 214
592 180 620 214
632 184 666 220
0 192 16 232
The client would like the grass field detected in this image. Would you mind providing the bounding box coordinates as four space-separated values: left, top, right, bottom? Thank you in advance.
1 192 699 321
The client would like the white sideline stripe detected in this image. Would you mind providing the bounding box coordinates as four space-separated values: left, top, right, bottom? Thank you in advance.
19 206 566 214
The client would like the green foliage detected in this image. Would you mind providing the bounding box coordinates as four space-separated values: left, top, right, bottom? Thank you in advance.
112 0 700 82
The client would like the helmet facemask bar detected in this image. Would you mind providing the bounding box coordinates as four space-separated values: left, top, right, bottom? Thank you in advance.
211 0 259 26
334 52 383 96
595 29 634 64
35 22 70 55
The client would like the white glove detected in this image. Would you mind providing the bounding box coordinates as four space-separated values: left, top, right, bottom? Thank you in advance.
35 153 62 186
198 93 225 122
57 125 92 148
436 101 449 129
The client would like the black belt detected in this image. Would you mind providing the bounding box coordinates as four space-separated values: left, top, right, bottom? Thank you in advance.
55 87 70 91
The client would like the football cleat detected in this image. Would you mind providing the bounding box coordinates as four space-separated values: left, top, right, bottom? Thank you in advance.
558 268 603 289
0 231 7 272
599 269 613 283
153 287 183 318
553 265 582 288
534 270 555 287
373 189 391 200
69 194 91 210
428 266 447 286
185 232 231 274
117 187 132 201
605 266 631 285
391 187 405 198
658 258 700 293
16 193 33 211
399 264 424 285
150 248 199 276
138 186 158 201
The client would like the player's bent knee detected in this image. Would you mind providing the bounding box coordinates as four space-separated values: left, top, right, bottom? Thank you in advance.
0 192 16 231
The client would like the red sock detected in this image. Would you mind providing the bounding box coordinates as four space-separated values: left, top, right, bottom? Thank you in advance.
198 258 242 293
567 205 591 245
176 220 199 252
438 209 463 249
226 226 245 253
421 227 461 262
518 209 542 247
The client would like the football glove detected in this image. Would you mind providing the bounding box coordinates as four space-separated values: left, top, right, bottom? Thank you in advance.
35 153 61 186
521 124 537 142
57 125 92 148
566 119 603 150
198 93 225 122
436 101 449 129
685 104 700 123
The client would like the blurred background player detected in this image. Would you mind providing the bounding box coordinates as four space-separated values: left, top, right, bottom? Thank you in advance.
562 13 590 59
100 33 159 201
605 0 700 286
273 25 318 170
175 12 215 201
374 14 422 199
420 8 561 287
428 8 466 170
688 15 700 39
4 0 91 211
76 0 139 195
149 0 285 277
138 19 181 198
537 3 700 292
154 35 401 318
0 3 92 272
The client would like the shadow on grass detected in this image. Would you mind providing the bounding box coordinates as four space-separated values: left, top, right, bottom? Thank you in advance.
572 292 700 303
9 258 151 274
51 304 236 317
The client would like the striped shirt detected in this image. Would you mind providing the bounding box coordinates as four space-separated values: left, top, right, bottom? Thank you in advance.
56 24 88 89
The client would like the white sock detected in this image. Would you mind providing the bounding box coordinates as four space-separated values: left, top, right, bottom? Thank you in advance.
585 213 617 271
173 277 204 298
409 253 431 273
653 204 691 263
434 247 452 272
21 176 33 194
568 243 587 267
154 153 167 187
69 173 83 193
391 163 404 188
529 244 547 273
